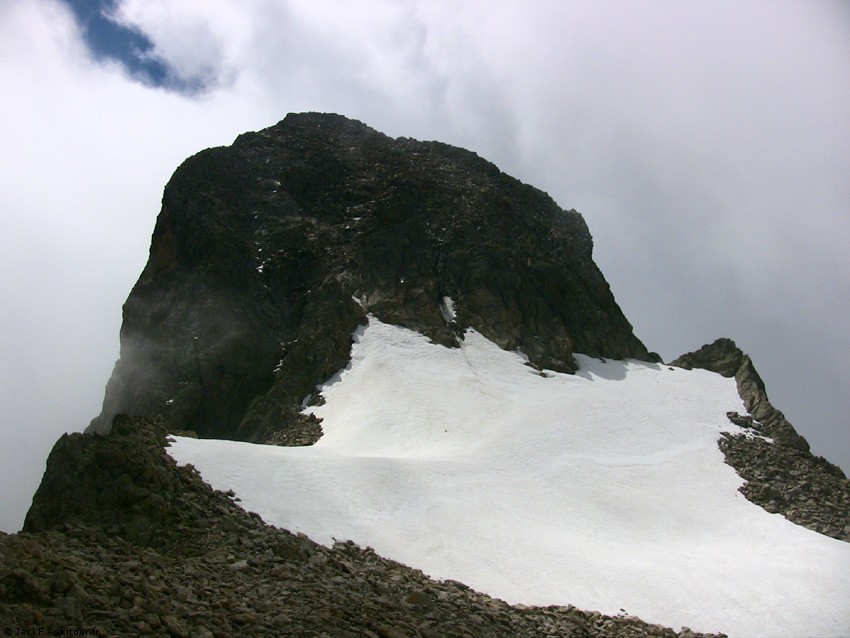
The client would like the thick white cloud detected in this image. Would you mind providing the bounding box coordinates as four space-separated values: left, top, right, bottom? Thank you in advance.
108 0 254 88
1 0 848 532
0 0 268 532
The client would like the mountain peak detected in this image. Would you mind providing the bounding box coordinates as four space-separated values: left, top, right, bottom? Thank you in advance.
89 112 650 442
13 115 850 638
670 337 746 378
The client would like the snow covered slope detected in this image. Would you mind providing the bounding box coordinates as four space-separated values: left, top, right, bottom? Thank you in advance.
169 317 850 637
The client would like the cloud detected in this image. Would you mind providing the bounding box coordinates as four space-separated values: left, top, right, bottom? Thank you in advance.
61 0 180 90
1 0 848 531
106 0 253 91
0 0 269 532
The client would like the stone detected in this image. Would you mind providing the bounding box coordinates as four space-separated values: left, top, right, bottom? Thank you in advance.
49 570 75 594
725 412 756 429
403 590 434 608
161 614 190 637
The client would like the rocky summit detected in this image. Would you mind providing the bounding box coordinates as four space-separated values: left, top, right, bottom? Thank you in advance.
87 112 651 443
5 114 850 637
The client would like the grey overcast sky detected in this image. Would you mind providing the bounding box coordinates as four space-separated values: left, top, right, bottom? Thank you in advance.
1 0 848 532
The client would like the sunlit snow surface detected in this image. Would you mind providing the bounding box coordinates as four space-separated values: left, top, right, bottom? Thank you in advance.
169 317 850 637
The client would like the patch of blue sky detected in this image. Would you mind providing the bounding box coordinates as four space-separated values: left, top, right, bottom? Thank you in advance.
61 0 204 93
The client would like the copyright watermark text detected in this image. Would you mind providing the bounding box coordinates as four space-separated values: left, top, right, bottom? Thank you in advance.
3 628 100 637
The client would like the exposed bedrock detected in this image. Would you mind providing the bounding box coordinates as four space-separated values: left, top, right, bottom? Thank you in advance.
88 112 651 442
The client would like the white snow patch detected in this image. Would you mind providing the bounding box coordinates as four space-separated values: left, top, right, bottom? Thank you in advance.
169 318 850 637
440 296 456 323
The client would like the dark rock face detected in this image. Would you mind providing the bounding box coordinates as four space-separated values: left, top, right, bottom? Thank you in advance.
25 415 196 548
672 339 850 541
718 435 850 541
671 338 809 451
89 112 650 442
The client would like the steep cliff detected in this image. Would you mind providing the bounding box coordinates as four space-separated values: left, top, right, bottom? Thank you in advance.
88 112 651 442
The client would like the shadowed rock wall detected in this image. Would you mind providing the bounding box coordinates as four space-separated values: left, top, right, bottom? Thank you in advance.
89 113 651 442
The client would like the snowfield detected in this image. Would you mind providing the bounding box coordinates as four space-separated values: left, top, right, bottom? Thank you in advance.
169 317 850 637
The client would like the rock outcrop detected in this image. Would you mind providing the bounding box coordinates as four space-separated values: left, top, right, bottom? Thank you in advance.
88 112 651 442
672 339 850 541
6 416 723 638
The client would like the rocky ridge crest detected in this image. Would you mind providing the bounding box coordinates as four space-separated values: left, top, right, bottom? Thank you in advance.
672 339 850 541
